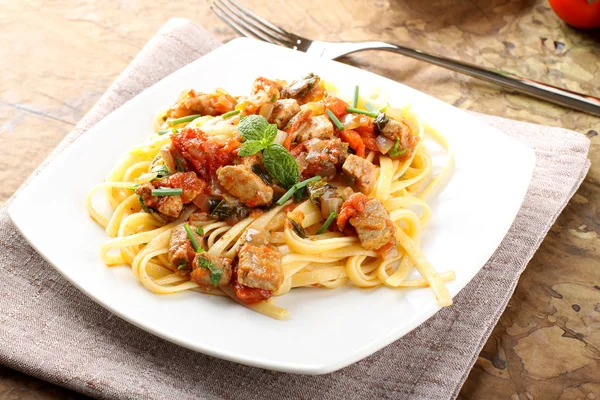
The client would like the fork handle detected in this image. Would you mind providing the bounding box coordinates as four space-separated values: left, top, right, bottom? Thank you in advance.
333 41 600 117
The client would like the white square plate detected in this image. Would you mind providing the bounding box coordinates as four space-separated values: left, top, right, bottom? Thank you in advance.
9 38 535 374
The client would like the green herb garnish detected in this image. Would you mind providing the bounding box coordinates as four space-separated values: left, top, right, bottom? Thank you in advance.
352 85 359 108
222 109 241 119
137 195 154 214
151 188 182 196
210 199 233 219
197 257 223 287
288 219 307 239
270 94 277 102
152 165 170 178
237 115 299 188
177 260 187 270
129 183 140 191
170 114 201 125
196 227 204 236
345 107 378 118
263 144 300 188
364 102 378 113
325 109 344 131
317 212 337 234
389 138 407 157
184 222 200 252
158 127 179 135
238 115 278 148
276 175 322 206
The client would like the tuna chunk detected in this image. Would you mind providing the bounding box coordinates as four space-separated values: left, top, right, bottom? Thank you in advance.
135 171 206 219
243 228 272 247
168 225 201 275
237 244 283 291
296 138 348 180
232 151 263 169
280 73 325 105
136 182 184 219
342 154 378 194
377 118 420 157
191 253 232 288
217 165 273 207
166 172 206 204
350 198 395 251
269 99 300 129
295 115 335 143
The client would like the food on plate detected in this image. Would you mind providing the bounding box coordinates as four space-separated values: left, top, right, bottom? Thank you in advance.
87 73 454 319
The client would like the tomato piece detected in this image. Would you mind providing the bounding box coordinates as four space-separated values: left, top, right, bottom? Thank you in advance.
549 0 600 29
354 121 379 152
324 96 349 119
171 128 240 181
166 172 207 203
337 193 369 231
290 142 305 157
339 129 365 157
284 109 312 134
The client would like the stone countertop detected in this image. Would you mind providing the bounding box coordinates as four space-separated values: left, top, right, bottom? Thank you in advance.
1 0 598 399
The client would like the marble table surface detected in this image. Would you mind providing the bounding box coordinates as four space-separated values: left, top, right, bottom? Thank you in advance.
1 0 599 399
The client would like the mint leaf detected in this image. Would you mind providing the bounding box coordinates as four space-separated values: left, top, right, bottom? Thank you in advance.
262 124 278 145
263 143 299 188
238 140 266 156
238 115 271 141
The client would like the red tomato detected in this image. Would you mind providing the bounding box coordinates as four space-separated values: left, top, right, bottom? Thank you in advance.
339 129 366 157
548 0 600 29
323 96 350 119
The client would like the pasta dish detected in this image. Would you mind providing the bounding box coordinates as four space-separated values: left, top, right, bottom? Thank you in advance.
87 73 454 319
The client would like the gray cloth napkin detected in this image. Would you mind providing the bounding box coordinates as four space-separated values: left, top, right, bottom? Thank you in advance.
0 18 591 400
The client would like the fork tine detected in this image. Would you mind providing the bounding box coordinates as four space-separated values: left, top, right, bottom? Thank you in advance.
225 0 298 42
211 3 262 41
214 0 281 45
215 0 296 47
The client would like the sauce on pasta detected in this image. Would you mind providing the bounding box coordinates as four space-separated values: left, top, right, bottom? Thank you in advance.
87 74 455 319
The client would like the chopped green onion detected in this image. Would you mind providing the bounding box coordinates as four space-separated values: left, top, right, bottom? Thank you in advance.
317 212 337 234
196 227 204 236
346 107 378 118
325 109 344 131
184 223 200 252
352 85 359 108
379 103 390 112
177 261 187 270
277 176 322 206
129 183 139 191
364 102 378 113
170 114 201 125
270 94 277 102
389 138 407 157
222 109 241 119
151 188 182 196
158 127 179 135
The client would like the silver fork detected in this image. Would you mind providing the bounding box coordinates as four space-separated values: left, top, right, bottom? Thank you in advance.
211 0 600 117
